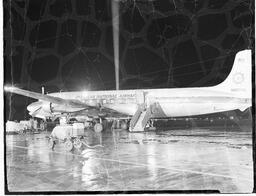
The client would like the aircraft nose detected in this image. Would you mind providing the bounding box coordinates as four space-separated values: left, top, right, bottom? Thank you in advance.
27 101 42 112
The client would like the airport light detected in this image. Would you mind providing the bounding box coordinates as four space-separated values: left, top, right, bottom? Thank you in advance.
82 91 88 97
4 85 16 92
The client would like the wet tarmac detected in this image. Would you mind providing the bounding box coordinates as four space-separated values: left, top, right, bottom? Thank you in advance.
6 125 253 193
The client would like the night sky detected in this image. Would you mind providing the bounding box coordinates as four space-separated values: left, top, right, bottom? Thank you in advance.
4 0 254 121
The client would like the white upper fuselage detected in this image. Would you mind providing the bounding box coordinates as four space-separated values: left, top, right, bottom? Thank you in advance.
46 86 251 118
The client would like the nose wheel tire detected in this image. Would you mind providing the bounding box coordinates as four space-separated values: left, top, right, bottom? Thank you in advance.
73 138 82 149
64 139 73 151
94 123 103 133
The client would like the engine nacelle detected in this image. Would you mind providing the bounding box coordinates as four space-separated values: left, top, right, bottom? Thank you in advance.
41 102 53 113
28 101 85 115
41 102 84 113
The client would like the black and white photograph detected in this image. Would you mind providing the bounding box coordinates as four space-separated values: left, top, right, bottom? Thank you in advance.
3 0 255 194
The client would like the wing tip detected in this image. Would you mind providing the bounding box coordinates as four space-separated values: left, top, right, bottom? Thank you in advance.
4 85 17 92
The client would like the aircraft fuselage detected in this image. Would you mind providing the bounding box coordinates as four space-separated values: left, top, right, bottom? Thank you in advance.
41 87 250 118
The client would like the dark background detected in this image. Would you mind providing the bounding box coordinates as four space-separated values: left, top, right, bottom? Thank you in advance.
4 0 254 121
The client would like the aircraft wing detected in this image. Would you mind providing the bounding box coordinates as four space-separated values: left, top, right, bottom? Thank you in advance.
4 86 128 118
4 86 90 109
74 107 130 118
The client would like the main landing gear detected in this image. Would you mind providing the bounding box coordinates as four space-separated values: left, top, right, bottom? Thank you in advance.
93 118 107 133
94 123 103 132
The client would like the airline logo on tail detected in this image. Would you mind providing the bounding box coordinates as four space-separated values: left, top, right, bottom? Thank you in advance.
232 72 244 84
213 50 251 98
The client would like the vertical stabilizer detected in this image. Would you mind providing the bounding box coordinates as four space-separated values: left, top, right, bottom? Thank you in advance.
213 50 251 98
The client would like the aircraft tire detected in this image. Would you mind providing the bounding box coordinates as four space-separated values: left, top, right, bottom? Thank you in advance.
64 139 73 151
73 138 82 149
94 123 103 133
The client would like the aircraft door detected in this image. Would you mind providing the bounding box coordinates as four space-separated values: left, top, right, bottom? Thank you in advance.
135 90 145 105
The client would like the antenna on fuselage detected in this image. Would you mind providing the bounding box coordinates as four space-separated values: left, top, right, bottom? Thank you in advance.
41 86 45 94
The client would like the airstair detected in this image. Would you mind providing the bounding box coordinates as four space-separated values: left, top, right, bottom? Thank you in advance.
129 104 152 132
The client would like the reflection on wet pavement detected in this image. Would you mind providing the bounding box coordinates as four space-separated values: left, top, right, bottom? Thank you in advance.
6 126 253 193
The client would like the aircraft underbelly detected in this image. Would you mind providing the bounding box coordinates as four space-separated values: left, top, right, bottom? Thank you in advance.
156 101 249 117
106 104 137 116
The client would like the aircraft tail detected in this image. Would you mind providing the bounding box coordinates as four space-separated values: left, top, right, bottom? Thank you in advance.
213 49 252 98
